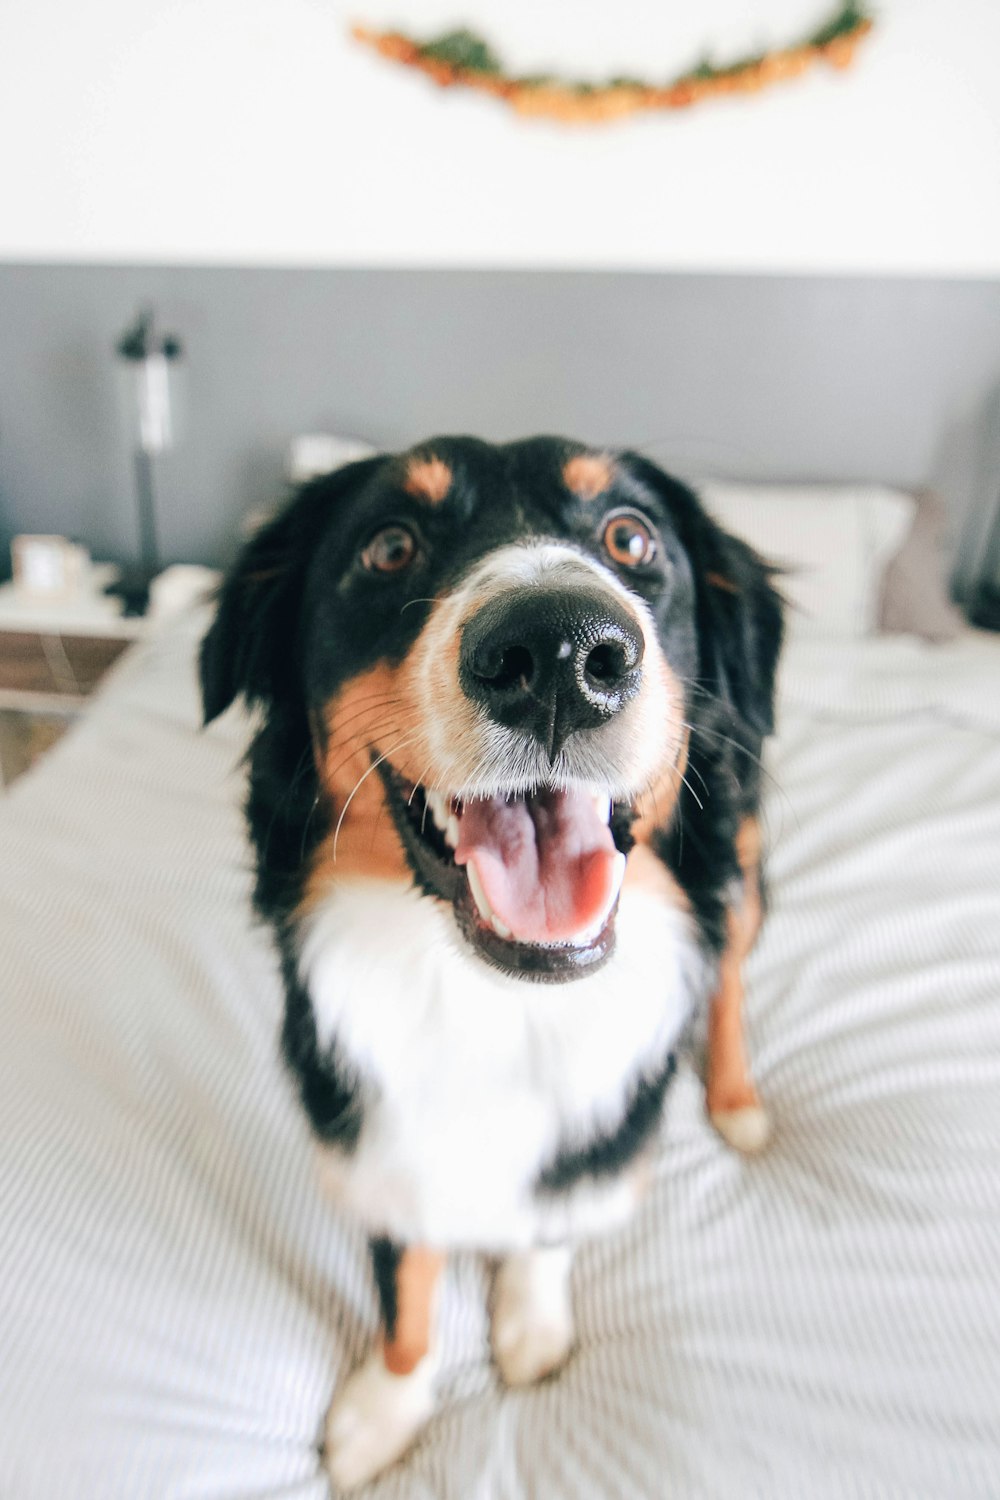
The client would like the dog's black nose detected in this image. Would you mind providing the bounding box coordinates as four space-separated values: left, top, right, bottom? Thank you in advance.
459 586 644 760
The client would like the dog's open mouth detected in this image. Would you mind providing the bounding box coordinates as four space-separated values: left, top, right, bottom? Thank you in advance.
378 762 635 981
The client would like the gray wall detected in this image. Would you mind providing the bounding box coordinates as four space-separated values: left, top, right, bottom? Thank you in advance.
1 265 998 594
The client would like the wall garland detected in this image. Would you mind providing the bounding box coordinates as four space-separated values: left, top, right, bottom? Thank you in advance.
351 2 875 125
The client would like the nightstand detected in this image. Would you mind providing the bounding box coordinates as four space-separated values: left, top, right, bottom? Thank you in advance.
0 565 144 788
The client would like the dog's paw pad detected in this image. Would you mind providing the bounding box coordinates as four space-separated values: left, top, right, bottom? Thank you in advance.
711 1103 771 1154
492 1250 574 1388
325 1352 435 1491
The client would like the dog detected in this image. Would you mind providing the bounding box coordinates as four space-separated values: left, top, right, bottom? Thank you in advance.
200 436 783 1489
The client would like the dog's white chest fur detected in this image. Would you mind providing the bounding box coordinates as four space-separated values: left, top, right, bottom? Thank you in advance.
298 879 700 1249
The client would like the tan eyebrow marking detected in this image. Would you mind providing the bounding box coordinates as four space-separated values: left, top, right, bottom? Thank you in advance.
404 455 453 505
563 452 616 501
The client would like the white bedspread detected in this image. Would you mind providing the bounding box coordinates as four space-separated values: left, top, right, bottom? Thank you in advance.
2 614 998 1499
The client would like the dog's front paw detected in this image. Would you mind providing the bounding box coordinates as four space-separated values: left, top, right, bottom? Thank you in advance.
711 1102 771 1154
325 1350 436 1492
492 1246 574 1388
708 1076 771 1154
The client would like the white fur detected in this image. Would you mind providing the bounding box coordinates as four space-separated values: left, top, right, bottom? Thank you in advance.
325 1347 438 1491
711 1104 771 1154
492 1246 574 1386
300 876 701 1250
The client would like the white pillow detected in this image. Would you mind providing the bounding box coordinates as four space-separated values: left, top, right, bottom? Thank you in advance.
287 433 375 483
698 482 915 639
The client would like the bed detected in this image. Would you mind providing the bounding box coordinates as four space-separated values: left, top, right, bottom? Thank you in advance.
2 483 999 1499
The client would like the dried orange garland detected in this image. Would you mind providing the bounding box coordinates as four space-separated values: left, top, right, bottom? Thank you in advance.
351 3 874 125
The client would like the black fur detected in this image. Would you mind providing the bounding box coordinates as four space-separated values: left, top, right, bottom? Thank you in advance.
201 436 783 1170
617 453 783 956
279 951 364 1148
535 1051 678 1195
369 1237 402 1341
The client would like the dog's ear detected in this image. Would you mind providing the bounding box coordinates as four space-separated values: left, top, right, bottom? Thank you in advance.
690 518 784 740
200 457 382 724
621 455 784 739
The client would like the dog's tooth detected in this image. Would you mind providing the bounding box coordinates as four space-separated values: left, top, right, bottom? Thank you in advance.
591 791 612 823
608 850 627 902
491 914 513 939
445 814 460 849
466 864 494 925
424 790 449 832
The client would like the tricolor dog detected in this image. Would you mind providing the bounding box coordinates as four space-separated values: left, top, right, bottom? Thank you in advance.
200 436 783 1488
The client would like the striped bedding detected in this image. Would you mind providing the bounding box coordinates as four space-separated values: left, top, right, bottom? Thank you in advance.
1 609 998 1500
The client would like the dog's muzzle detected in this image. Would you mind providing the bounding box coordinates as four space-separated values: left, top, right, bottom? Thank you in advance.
373 566 665 981
459 585 644 761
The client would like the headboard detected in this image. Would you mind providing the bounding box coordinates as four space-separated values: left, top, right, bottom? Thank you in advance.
0 265 998 597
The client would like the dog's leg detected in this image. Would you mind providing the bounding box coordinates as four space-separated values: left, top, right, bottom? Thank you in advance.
326 1240 445 1491
707 815 770 1154
492 1244 574 1387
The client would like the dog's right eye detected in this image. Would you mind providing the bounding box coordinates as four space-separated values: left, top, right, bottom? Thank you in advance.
361 525 418 575
601 510 658 570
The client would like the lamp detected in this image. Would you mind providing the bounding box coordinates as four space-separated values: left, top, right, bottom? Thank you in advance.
109 308 183 616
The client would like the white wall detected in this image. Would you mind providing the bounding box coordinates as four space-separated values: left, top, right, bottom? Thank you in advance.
1 0 999 275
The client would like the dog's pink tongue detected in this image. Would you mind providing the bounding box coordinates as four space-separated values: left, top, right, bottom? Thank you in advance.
454 789 619 944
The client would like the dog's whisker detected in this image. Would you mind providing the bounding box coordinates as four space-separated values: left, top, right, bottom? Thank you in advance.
310 693 408 750
366 792 392 858
322 717 417 776
332 733 422 863
321 713 421 784
404 761 438 839
260 741 315 867
638 767 668 830
317 719 407 774
674 743 711 800
406 768 434 808
298 786 325 866
655 756 704 814
681 715 793 816
322 696 407 745
675 769 704 812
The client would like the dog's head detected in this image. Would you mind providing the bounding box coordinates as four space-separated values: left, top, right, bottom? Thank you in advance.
202 436 781 981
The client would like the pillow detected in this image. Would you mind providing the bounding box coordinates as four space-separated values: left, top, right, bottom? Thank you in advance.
697 482 915 639
878 488 965 642
287 433 375 483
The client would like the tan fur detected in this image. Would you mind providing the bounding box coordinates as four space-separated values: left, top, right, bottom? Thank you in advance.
562 452 616 502
630 724 690 845
382 1248 445 1376
300 664 430 908
622 783 766 1132
621 840 689 910
707 815 765 1120
403 588 493 792
404 455 452 505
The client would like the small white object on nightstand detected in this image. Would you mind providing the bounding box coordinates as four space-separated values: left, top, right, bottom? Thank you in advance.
0 563 140 639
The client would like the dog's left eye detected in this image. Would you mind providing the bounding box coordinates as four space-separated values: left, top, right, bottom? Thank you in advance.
602 510 658 569
361 525 418 575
